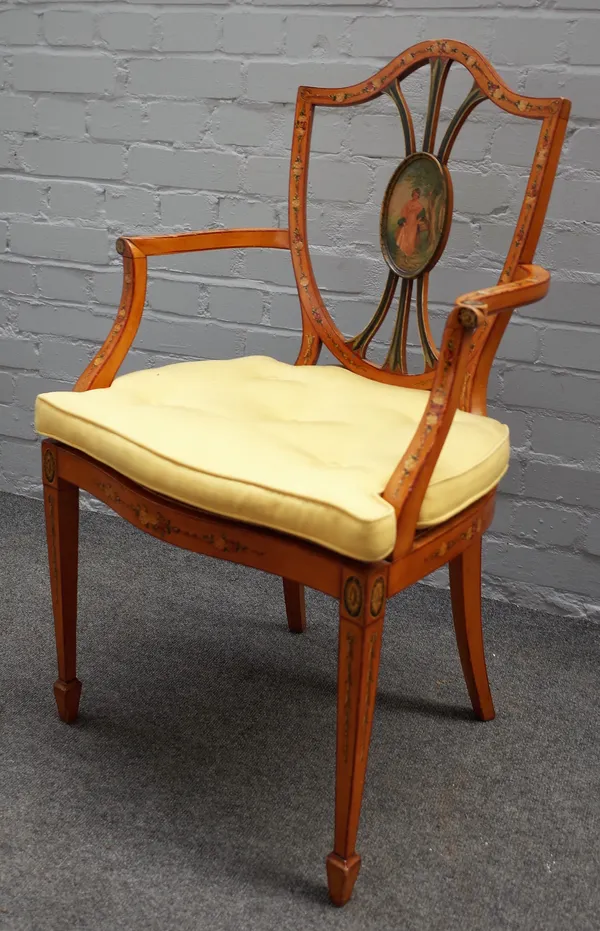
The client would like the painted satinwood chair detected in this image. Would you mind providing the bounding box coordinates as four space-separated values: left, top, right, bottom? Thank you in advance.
35 41 569 906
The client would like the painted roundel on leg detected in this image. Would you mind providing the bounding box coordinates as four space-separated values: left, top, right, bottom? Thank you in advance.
380 152 453 279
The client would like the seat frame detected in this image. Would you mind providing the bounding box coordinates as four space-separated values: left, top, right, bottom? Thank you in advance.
40 40 569 907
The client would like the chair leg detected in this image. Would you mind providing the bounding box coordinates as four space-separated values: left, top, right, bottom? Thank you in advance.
449 538 495 722
326 569 387 907
282 578 306 633
43 454 81 723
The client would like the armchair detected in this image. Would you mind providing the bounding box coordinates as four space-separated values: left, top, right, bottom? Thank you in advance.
35 40 569 906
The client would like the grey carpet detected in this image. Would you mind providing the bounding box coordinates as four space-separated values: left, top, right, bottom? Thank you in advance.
1 490 599 931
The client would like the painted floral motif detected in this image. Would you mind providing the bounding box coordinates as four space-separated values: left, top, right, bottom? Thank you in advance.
343 576 363 618
369 577 386 617
96 482 264 556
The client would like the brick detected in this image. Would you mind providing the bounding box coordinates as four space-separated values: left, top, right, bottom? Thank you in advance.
268 292 301 330
104 187 156 227
36 99 86 138
129 145 241 193
568 128 600 171
347 15 421 58
0 406 36 441
490 493 512 535
21 140 124 181
44 12 95 46
311 108 347 154
551 230 600 275
514 503 581 547
15 373 71 408
147 278 200 316
496 321 539 363
244 250 296 289
160 192 214 230
128 59 241 99
246 61 367 103
0 261 36 296
135 317 242 358
310 251 380 294
537 73 599 119
287 15 351 58
309 158 371 204
585 517 600 558
17 304 112 341
99 12 154 51
0 372 14 404
0 141 16 170
521 280 599 327
39 340 91 379
160 12 220 52
89 101 145 142
568 18 600 65
0 177 44 215
37 267 89 303
0 95 35 132
485 541 600 599
13 53 115 95
452 169 513 215
503 367 600 418
487 406 529 449
244 156 289 197
218 197 276 229
491 18 565 65
223 12 283 54
91 270 122 306
421 15 493 52
0 440 41 481
49 182 99 220
523 461 600 509
0 338 38 370
11 221 109 265
213 105 273 148
541 326 600 374
549 177 600 226
490 120 543 168
208 285 263 324
244 327 299 363
0 10 39 44
349 114 408 158
145 102 210 144
531 416 600 463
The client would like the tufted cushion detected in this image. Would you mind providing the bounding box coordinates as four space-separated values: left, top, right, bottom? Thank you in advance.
35 356 509 561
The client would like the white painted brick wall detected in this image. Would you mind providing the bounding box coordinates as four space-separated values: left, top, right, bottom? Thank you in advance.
0 0 599 619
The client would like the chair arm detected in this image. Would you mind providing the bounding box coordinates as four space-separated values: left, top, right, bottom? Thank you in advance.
74 228 290 391
383 263 550 557
454 263 550 319
117 227 290 257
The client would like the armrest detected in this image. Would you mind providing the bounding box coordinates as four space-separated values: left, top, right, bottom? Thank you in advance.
383 263 550 558
454 263 550 319
75 228 290 391
117 227 290 257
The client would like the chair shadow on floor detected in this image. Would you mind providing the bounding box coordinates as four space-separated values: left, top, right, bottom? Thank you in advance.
57 602 480 901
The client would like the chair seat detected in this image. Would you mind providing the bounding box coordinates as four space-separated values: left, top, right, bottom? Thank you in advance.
35 356 509 561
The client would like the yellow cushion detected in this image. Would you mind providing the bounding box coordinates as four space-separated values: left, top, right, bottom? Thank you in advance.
35 356 509 561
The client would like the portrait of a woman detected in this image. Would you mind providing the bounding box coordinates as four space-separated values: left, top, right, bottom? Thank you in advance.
395 188 427 258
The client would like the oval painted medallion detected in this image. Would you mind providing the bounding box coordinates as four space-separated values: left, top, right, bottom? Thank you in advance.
380 152 452 279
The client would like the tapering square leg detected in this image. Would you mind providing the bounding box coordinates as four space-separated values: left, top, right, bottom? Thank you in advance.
449 538 495 721
282 578 306 633
326 567 387 906
42 443 81 723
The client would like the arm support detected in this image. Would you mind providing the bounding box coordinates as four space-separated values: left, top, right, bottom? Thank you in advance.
75 228 290 391
384 263 549 557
